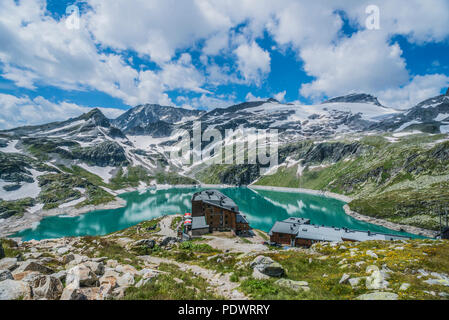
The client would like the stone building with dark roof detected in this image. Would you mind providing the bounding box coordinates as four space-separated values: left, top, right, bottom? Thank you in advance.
190 216 209 236
190 190 250 235
269 217 410 247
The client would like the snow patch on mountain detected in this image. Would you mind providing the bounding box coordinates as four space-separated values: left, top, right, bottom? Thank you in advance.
434 113 449 122
0 169 45 201
0 140 20 153
44 120 86 136
239 100 399 123
440 125 449 134
59 197 86 208
27 203 44 214
128 135 175 152
77 163 115 183
394 120 422 132
392 131 422 137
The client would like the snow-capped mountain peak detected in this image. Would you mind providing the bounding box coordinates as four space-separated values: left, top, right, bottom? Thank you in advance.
323 93 383 107
113 103 204 136
79 108 111 127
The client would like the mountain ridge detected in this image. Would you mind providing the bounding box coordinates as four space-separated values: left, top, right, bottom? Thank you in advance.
323 93 384 107
1 90 449 233
112 103 204 136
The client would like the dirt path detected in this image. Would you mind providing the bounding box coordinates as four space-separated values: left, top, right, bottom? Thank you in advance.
140 255 248 300
203 235 268 254
156 215 179 237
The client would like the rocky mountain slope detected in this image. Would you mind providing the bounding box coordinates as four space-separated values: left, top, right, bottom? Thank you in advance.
1 215 449 300
1 90 449 232
113 104 204 136
323 93 384 106
188 95 402 140
250 134 449 231
0 108 196 220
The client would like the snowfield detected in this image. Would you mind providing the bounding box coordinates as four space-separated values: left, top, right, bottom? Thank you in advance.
0 169 45 201
434 113 449 122
394 121 422 132
0 140 20 153
44 120 86 136
27 203 44 214
59 197 87 208
128 135 175 151
440 125 449 134
245 101 400 123
77 163 115 183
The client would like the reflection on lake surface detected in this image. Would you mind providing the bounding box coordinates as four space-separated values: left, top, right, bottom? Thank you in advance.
13 187 418 241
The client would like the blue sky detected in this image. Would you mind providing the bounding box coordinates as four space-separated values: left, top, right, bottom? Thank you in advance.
0 0 449 129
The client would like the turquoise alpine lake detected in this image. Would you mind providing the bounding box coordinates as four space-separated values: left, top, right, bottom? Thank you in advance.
12 187 420 241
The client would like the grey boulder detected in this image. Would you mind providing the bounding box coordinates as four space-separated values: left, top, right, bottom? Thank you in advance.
60 283 87 300
275 279 309 292
30 275 64 300
356 292 398 300
0 270 14 281
0 279 32 300
134 239 156 249
250 256 284 277
66 264 98 287
13 260 54 275
159 236 178 247
0 257 18 271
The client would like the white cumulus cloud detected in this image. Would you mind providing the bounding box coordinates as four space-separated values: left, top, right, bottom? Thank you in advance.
234 41 271 86
377 74 449 109
0 93 125 130
299 31 409 101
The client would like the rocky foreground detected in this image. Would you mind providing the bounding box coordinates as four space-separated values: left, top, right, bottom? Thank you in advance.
1 215 449 300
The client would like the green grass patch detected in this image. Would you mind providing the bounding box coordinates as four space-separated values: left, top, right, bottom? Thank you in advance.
0 198 34 219
178 241 219 253
171 216 182 231
124 263 222 300
255 165 300 188
0 238 23 258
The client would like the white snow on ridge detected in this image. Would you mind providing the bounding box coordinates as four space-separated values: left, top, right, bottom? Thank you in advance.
128 135 175 151
392 131 422 137
78 163 115 183
394 120 422 132
440 125 449 134
245 101 400 123
74 187 86 194
434 113 449 122
323 102 400 121
385 136 399 143
419 98 447 109
0 140 20 153
175 115 199 124
59 197 86 208
27 203 44 214
58 146 71 152
44 120 86 135
0 169 44 201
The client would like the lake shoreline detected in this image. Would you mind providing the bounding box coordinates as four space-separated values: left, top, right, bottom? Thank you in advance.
0 198 127 239
343 204 438 238
0 184 202 238
248 185 353 202
248 184 438 238
1 183 438 239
